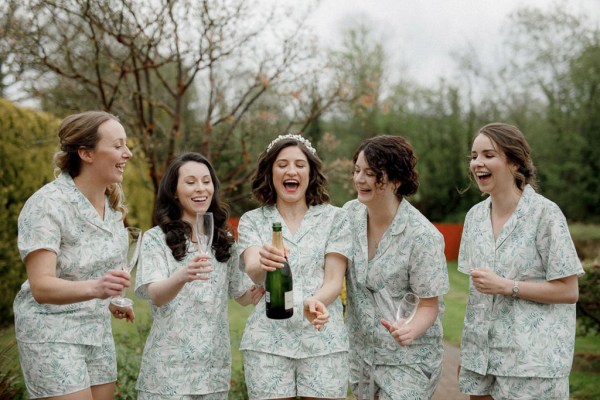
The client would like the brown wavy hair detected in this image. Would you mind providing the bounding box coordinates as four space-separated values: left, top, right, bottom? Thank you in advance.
153 152 234 262
475 123 538 191
53 111 126 217
353 135 419 199
251 137 329 206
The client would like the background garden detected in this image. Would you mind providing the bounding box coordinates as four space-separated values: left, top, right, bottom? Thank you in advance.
1 0 599 398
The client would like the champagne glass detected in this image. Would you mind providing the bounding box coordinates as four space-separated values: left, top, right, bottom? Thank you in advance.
195 212 214 255
111 227 142 308
373 289 419 326
395 292 420 325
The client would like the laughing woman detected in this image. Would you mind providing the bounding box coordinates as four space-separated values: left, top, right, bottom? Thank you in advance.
458 123 584 400
344 135 449 400
14 111 134 400
238 134 352 400
134 152 262 400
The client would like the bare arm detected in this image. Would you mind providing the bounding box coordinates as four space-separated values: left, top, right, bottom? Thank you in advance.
308 252 347 307
303 252 347 330
381 296 439 346
471 269 579 304
234 285 265 306
26 249 130 304
146 255 212 307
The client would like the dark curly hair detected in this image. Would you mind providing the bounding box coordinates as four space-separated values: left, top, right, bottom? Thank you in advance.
475 123 538 191
251 137 329 206
353 135 419 199
153 152 234 262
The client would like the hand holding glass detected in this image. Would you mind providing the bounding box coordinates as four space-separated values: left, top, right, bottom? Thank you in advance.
195 212 214 255
469 259 491 309
111 227 142 308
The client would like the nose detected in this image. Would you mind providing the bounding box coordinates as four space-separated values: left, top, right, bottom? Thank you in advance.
124 145 133 159
354 171 365 183
471 156 483 167
285 166 298 176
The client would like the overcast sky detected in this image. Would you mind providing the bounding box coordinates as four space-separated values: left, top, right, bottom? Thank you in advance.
307 0 600 86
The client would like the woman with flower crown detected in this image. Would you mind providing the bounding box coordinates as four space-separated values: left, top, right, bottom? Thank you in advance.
238 134 352 400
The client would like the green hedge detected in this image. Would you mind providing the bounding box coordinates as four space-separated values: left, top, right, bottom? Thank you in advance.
0 98 58 327
0 99 155 327
578 262 600 335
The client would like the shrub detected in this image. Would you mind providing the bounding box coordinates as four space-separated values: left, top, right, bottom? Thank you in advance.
114 320 151 399
0 340 27 399
577 262 600 335
0 99 58 327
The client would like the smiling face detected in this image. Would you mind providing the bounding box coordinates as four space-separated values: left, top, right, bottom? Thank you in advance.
175 161 214 224
353 151 396 207
272 145 310 206
86 118 132 185
470 134 518 196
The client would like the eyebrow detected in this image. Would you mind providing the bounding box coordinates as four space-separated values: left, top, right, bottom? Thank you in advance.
276 158 306 163
182 174 211 179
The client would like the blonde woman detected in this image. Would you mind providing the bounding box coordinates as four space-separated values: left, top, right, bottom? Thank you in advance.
14 111 134 400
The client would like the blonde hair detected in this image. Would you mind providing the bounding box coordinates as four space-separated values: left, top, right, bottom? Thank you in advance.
53 111 127 217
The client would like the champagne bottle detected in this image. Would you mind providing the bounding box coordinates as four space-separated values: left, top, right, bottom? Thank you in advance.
265 222 293 319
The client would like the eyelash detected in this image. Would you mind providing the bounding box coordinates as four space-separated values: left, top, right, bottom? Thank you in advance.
277 164 305 168
471 154 494 160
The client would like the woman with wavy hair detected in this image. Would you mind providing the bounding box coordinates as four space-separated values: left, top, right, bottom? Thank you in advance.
135 152 263 400
14 111 135 400
238 134 352 400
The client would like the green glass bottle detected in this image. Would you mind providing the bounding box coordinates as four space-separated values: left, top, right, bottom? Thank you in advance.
265 222 293 319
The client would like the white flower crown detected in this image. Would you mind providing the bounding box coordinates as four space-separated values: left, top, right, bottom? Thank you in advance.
266 134 316 155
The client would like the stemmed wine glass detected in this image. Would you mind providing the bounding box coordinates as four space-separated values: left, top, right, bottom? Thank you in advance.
195 212 214 255
394 292 420 325
360 290 420 400
111 227 142 308
373 288 420 327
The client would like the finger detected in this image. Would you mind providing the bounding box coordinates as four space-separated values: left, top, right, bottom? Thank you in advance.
380 319 395 332
260 257 281 271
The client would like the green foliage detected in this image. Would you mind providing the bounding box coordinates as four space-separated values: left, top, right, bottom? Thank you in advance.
577 262 600 335
113 324 150 400
0 340 26 399
570 370 600 400
0 98 58 327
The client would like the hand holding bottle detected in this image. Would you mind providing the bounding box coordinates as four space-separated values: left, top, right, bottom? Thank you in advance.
258 244 288 272
265 222 294 319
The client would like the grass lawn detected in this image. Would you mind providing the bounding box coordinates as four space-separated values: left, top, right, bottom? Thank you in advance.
1 263 599 399
442 261 469 347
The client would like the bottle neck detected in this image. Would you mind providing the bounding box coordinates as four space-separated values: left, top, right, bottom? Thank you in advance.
272 231 285 254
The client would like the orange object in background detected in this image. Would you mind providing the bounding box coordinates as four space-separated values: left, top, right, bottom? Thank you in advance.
433 223 464 261
229 217 240 239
